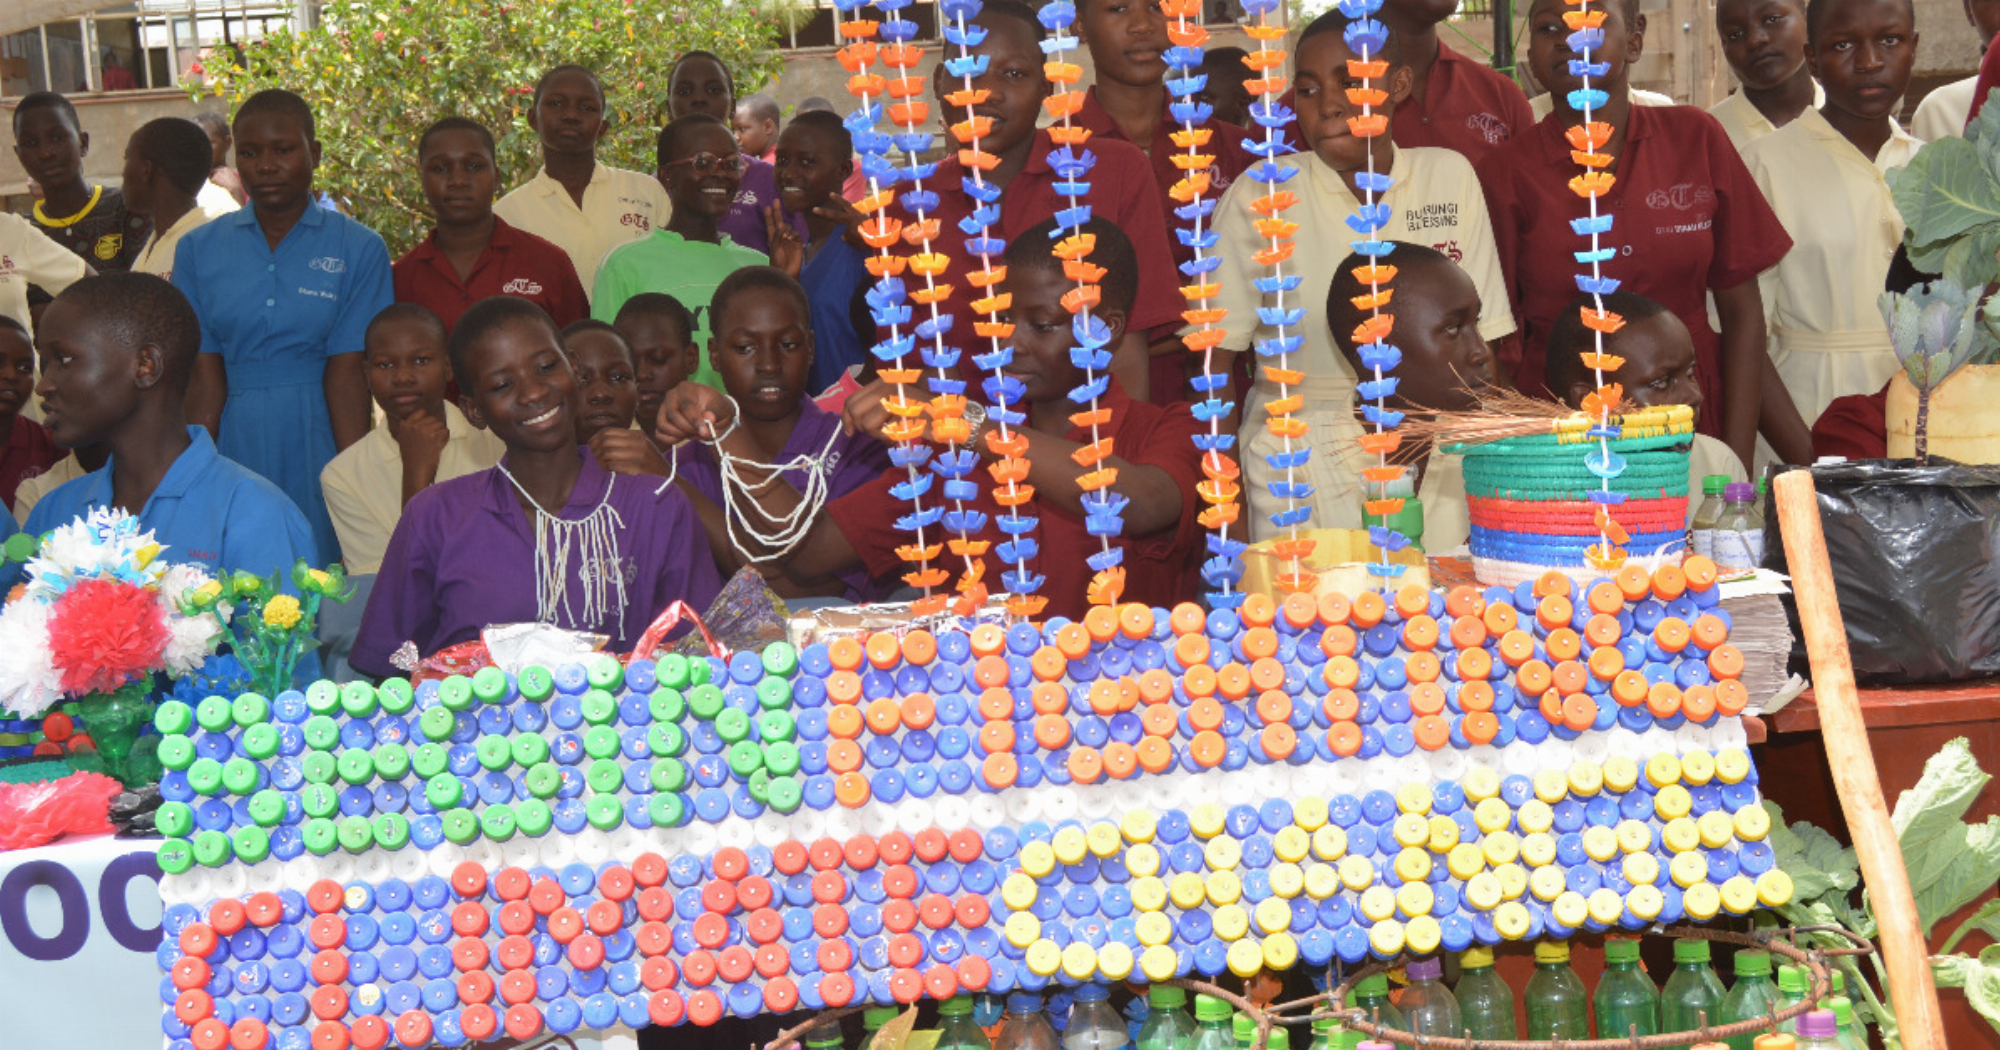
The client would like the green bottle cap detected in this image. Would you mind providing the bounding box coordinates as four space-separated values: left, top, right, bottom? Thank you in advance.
1777 965 1809 994
154 701 194 735
335 815 374 852
158 735 196 771
765 775 802 813
479 804 517 842
1310 1017 1335 1036
241 724 280 760
1194 994 1232 1022
373 744 410 781
339 682 378 718
586 655 624 692
418 706 456 743
688 657 712 686
1355 974 1390 998
1149 985 1187 1008
196 695 234 732
763 740 801 777
471 666 510 704
1268 1027 1290 1050
1830 996 1856 1027
476 735 513 771
938 995 973 1017
803 1024 843 1050
437 675 474 711
158 838 194 875
746 768 771 803
1830 969 1846 994
2 532 40 563
221 757 259 795
426 774 463 810
412 742 448 778
586 758 623 794
378 678 415 714
656 654 690 691
1704 474 1731 494
1735 950 1773 977
336 748 375 785
517 665 554 702
585 794 623 830
231 693 269 728
510 734 549 768
863 1007 900 1030
727 741 764 779
762 642 799 679
300 784 338 819
300 818 338 855
521 762 560 799
247 790 285 828
305 680 340 714
649 690 686 725
580 726 619 760
1231 1013 1256 1045
579 689 616 726
651 759 689 794
649 723 687 759
371 812 409 850
688 684 725 721
1605 937 1641 964
757 710 795 743
186 757 224 795
156 800 194 837
648 793 686 828
1674 939 1712 963
192 829 233 867
514 798 552 837
302 715 339 751
301 752 336 786
441 808 480 844
756 677 793 710
715 708 751 744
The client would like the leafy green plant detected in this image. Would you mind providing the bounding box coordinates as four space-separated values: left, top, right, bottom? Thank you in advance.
188 0 785 255
1890 88 2000 295
1878 280 1997 464
1766 737 2000 1048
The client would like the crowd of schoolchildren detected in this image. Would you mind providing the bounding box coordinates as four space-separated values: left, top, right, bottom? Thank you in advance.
0 0 1982 680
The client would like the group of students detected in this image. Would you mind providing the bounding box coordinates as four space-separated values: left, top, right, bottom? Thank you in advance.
0 0 1971 681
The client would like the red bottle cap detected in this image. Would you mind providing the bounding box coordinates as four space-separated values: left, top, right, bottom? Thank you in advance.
567 932 605 970
459 1005 497 1043
451 937 489 973
493 867 531 902
632 853 669 888
209 899 247 936
175 989 216 1025
455 971 493 1006
716 945 754 983
503 1005 542 1041
772 840 808 875
349 1015 388 1050
180 922 219 957
307 880 345 915
712 847 750 880
763 976 799 1013
230 1017 270 1050
310 1022 349 1050
450 863 487 900
641 956 680 991
647 990 685 1027
686 990 724 1027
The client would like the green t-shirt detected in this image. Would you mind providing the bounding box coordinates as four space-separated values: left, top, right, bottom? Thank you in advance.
590 228 767 390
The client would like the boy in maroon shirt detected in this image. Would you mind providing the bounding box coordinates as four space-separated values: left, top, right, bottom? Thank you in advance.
1476 0 1789 469
0 317 60 511
393 117 589 335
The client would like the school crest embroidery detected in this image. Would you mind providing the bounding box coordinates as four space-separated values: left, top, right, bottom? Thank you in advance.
93 232 123 261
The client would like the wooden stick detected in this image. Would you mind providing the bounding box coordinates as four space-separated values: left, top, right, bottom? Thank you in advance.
1774 469 1947 1050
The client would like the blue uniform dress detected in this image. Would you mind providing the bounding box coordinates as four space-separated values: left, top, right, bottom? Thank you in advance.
800 234 871 396
171 203 393 565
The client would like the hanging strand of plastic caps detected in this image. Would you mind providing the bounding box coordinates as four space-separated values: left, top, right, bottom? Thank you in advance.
1563 0 1630 568
1337 0 1409 587
1161 0 1246 611
1038 0 1127 608
1240 0 1315 593
834 0 952 610
941 0 1049 619
872 0 992 616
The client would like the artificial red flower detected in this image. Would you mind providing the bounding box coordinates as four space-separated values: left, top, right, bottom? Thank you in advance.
47 579 169 695
0 772 118 850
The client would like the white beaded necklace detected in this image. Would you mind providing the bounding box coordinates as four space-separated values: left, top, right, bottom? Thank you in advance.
497 458 629 637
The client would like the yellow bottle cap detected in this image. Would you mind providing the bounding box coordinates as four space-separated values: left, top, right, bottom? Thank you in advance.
1721 876 1758 914
1096 941 1134 981
1685 882 1722 920
1293 794 1329 831
1552 891 1589 927
1312 825 1348 861
1623 852 1660 886
1604 755 1640 792
1005 912 1041 947
1534 940 1571 963
1019 841 1056 878
1474 797 1513 834
1482 830 1521 866
1060 942 1098 980
1646 753 1683 788
1086 820 1123 857
1254 897 1292 934
1227 938 1266 978
1189 803 1225 839
1463 765 1501 801
1270 862 1305 899
1169 872 1207 910
1205 870 1243 907
1390 812 1428 849
1681 750 1716 786
1397 881 1436 918
1670 851 1709 888
1212 903 1250 940
1369 919 1407 957
1753 1035 1797 1050
1534 769 1570 805
1119 810 1157 844
1698 811 1737 849
1530 866 1568 902
1052 826 1089 865
1448 842 1487 880
1735 806 1771 842
1395 847 1433 883
1204 835 1242 872
1427 815 1461 853
1405 915 1443 954
1140 944 1178 982
1756 869 1795 907
1262 931 1300 971
1135 911 1173 946
1273 826 1310 863
1130 875 1167 912
1360 885 1398 922
1397 782 1433 815
1126 842 1161 879
1462 946 1495 968
1663 816 1701 853
1716 748 1751 784
1627 884 1664 920
1518 799 1555 834
1655 785 1694 822
1617 819 1655 854
1304 863 1339 900
1568 761 1604 797
1494 902 1532 940
1465 872 1503 911
1588 887 1625 925
1338 854 1375 891
1002 873 1040 911
1496 862 1529 900
1026 938 1062 975
1582 825 1620 863
1521 832 1558 868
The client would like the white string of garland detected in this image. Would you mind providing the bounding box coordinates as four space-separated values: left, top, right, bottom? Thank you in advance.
692 395 845 565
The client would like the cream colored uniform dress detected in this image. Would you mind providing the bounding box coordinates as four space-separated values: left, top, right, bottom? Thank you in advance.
318 402 504 575
1707 82 1826 149
1743 109 1922 427
1912 76 1979 142
1202 147 1516 542
494 164 671 297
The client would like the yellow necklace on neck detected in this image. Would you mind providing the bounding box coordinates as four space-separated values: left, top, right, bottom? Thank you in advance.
33 185 104 229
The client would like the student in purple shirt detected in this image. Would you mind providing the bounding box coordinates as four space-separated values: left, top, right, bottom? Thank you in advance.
665 50 805 255
667 267 891 604
351 297 721 677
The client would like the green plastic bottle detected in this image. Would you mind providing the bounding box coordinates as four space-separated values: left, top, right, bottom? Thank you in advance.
1594 937 1661 1039
1661 939 1729 1050
1525 941 1589 1039
1774 966 1810 1034
1136 987 1194 1050
865 1006 903 1050
1720 950 1783 1050
805 1023 845 1050
1828 997 1867 1050
1189 995 1237 1050
1305 1018 1343 1050
1454 945 1520 1040
1348 974 1405 1032
940 996 994 1050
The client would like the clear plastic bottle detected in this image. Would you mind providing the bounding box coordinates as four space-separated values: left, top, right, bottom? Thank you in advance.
1720 950 1783 1050
1136 986 1194 1050
1792 1010 1843 1049
1065 984 1131 1050
1711 481 1765 569
805 1022 845 1050
941 996 995 1050
1594 936 1661 1039
997 994 1063 1050
1188 996 1236 1050
1661 939 1729 1050
1524 941 1589 1039
1454 945 1519 1040
1827 997 1867 1050
1347 974 1405 1032
1691 474 1731 557
1400 957 1462 1037
1773 966 1809 1033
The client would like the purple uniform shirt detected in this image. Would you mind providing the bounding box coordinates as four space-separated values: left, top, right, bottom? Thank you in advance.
672 400 893 602
716 157 806 255
352 451 723 677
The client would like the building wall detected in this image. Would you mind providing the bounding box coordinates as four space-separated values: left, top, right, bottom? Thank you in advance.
2 88 226 205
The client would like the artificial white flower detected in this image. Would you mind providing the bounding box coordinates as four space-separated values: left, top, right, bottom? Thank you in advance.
163 612 229 676
23 509 166 602
159 563 217 610
0 598 61 716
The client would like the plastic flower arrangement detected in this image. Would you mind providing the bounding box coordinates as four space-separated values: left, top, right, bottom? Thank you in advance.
227 561 355 699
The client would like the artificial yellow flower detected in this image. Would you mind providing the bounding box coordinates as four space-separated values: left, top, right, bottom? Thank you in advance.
263 595 303 630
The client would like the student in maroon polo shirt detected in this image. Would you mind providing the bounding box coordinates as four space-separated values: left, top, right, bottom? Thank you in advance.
1476 0 1790 470
656 217 1205 621
392 117 589 334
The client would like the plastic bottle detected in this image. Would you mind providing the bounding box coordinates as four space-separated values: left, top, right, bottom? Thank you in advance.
1136 987 1194 1050
1773 966 1809 1033
806 1022 845 1050
1754 1037 1798 1050
1189 996 1236 1050
1065 984 1131 1050
941 996 995 1050
1711 482 1764 569
1791 1010 1842 1049
1662 939 1730 1049
1720 950 1782 1050
1348 974 1405 1032
865 1007 903 1050
1400 957 1462 1037
1827 997 1866 1050
1228 1014 1290 1050
1595 936 1661 1039
997 994 1063 1050
1691 474 1730 557
1524 941 1589 1039
1306 1018 1357 1050
1454 946 1519 1040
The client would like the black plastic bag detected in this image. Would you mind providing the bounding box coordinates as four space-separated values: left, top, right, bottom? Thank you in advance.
1765 459 2000 684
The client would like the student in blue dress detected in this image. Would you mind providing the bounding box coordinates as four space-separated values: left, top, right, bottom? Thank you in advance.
773 111 871 396
170 89 392 565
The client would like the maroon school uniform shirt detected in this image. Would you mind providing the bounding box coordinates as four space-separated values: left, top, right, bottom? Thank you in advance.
393 217 590 334
1476 106 1791 436
920 130 1184 403
826 381 1206 621
1812 384 1890 461
0 415 61 512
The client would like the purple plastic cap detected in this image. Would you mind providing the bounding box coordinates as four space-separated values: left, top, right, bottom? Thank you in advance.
1407 957 1442 981
1797 1010 1838 1038
1725 482 1757 502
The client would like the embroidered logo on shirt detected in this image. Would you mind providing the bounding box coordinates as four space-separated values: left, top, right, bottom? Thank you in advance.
620 213 651 230
93 232 123 261
308 256 348 273
1432 240 1464 263
1466 113 1512 144
1644 182 1716 212
501 278 546 296
1405 201 1461 232
0 255 14 276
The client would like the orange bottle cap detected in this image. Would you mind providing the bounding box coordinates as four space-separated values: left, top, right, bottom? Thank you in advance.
1175 633 1211 669
1032 646 1068 681
900 630 938 666
1216 662 1252 700
1651 564 1687 601
972 656 1010 690
1406 651 1441 684
1250 657 1286 692
1088 680 1122 716
1450 614 1488 650
1188 696 1225 732
1682 554 1719 590
1615 563 1652 600
826 670 863 704
1612 670 1649 706
1518 659 1553 695
1170 602 1206 635
1184 663 1218 697
1646 682 1683 719
979 722 1015 755
1460 681 1496 712
1030 682 1067 715
1535 570 1572 597
1034 713 1072 750
1261 723 1297 760
1552 660 1589 695
1241 626 1279 660
1055 622 1091 659
1256 690 1293 725
1137 668 1174 703
1584 613 1623 648
1498 630 1536 667
1456 647 1493 681
1102 741 1139 779
1121 603 1157 638
1463 711 1499 744
1538 594 1575 631
978 687 1013 721
1350 590 1386 628
834 772 872 807
1682 684 1718 721
982 753 1018 789
1317 592 1351 626
826 705 863 740
1142 704 1178 738
1323 656 1360 689
1136 736 1175 772
899 693 935 730
1715 679 1748 716
866 697 903 735
1655 617 1690 652
1320 625 1357 659
1588 646 1625 681
1282 592 1318 629
827 636 864 671
1692 614 1729 649
1189 729 1227 767
1410 682 1446 716
1402 615 1440 651
1483 602 1519 635
1708 644 1744 679
1586 580 1624 615
969 623 1007 657
1539 689 1566 724
1413 715 1450 750
1084 605 1120 643
1562 693 1598 731
1068 746 1104 783
1240 592 1277 627
1445 585 1484 619
1326 722 1363 756
1322 688 1360 722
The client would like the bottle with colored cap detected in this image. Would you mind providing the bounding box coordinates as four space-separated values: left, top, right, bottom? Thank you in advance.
806 1023 845 1050
1525 941 1588 1039
1400 957 1461 1037
1454 946 1518 1040
1691 475 1730 558
1306 1018 1357 1050
1190 995 1237 1050
1227 1015 1290 1050
1720 950 1781 1050
865 1007 904 1050
1712 483 1764 570
1827 997 1866 1050
1594 936 1660 1039
1064 983 1131 1050
1662 939 1729 1050
1791 1010 1840 1049
939 996 994 1050
1136 986 1194 1050
1753 1036 1797 1050
1347 974 1405 1033
1773 966 1809 1034
997 994 1060 1050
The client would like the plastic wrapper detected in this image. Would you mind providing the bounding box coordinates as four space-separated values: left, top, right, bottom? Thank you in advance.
1765 459 2000 684
661 568 787 657
788 590 1012 649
